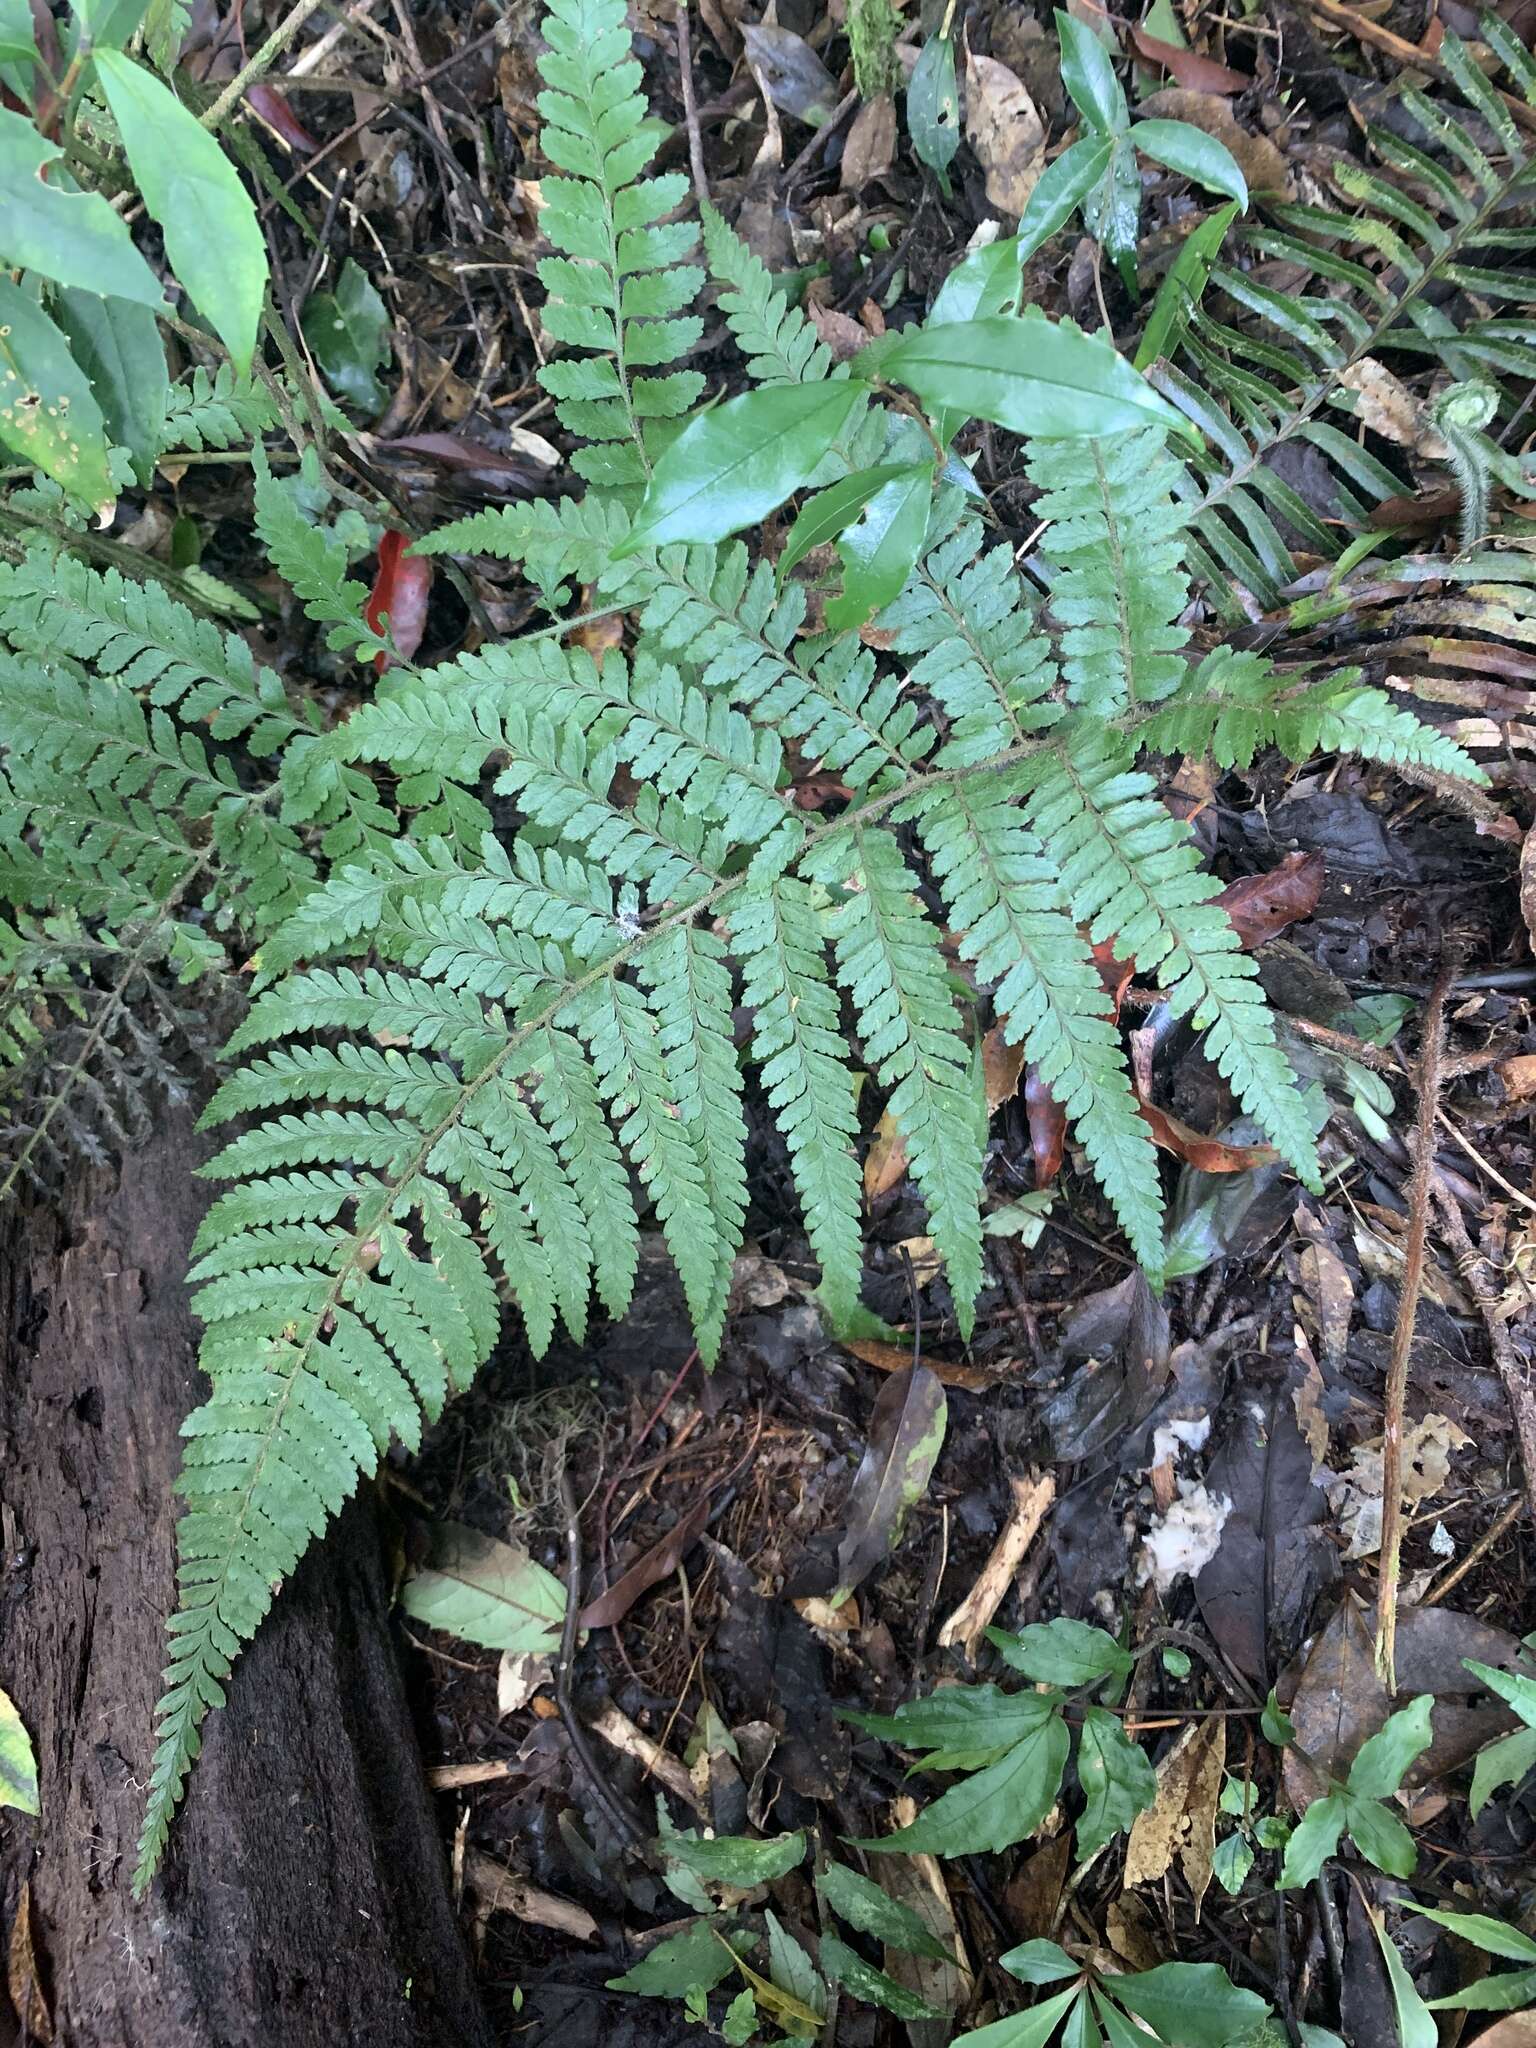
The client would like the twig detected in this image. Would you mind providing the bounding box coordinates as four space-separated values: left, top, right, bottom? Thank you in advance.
783 87 857 186
201 0 332 131
1431 1190 1536 1527
675 2 710 207
1435 1104 1536 1216
1375 957 1453 1690
556 1471 647 1850
1420 1492 1524 1607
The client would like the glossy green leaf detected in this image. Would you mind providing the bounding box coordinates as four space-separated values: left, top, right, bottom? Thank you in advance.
73 0 150 46
1075 1707 1157 1857
1132 119 1248 208
1055 9 1126 135
1346 1693 1434 1800
399 1519 565 1652
608 1921 747 1997
1279 1792 1346 1888
953 1983 1083 2048
667 1828 807 1885
1135 201 1238 370
0 277 113 511
53 286 167 487
1471 1723 1536 1817
93 51 266 378
821 1935 943 2019
1019 135 1116 265
0 0 36 70
1261 1689 1295 1747
617 381 865 552
908 33 960 188
0 109 163 305
827 461 933 630
780 463 914 584
1211 1831 1254 1895
877 311 1186 441
1367 1906 1437 2048
930 237 1023 329
859 1707 1069 1856
1417 1908 1536 1964
991 1619 1133 1687
1340 1791 1417 1879
999 1940 1081 1986
301 258 390 416
0 1687 39 1815
1082 134 1141 289
1107 1962 1272 2048
1063 1998 1103 2048
816 1863 952 1962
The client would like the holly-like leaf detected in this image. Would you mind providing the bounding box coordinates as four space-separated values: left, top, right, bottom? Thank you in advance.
92 51 266 377
859 1706 1069 1856
617 381 866 552
0 276 113 512
0 107 163 304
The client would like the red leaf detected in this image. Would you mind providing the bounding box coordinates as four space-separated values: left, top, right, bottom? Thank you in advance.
578 1491 714 1628
1090 937 1136 1019
1024 1064 1067 1186
246 83 317 152
1130 1027 1277 1173
1216 851 1324 950
364 530 432 674
1129 27 1249 93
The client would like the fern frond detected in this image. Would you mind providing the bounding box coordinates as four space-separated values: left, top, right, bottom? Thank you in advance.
410 496 639 605
536 0 704 488
700 202 834 386
157 365 278 455
251 452 391 662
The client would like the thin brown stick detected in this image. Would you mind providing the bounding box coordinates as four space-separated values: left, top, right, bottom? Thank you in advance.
1431 1190 1536 1525
1375 958 1453 1690
1420 1493 1524 1607
675 2 710 207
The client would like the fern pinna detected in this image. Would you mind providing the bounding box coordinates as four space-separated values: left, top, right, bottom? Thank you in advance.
0 0 1454 1887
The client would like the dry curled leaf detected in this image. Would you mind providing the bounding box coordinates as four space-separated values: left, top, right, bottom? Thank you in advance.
1137 86 1290 194
1123 1716 1225 1914
1129 25 1249 93
7 1884 52 2045
842 94 897 188
963 49 1046 216
831 1363 947 1604
1217 851 1325 949
1336 359 1449 458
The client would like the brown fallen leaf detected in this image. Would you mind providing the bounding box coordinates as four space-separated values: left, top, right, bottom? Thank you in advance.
831 1363 947 1603
1217 851 1325 949
1281 1591 1388 1808
1024 1063 1069 1184
864 1107 908 1201
1336 359 1450 458
878 1803 975 2029
1130 1030 1278 1172
964 49 1046 216
806 300 871 363
1137 86 1290 194
1520 816 1536 959
1461 2017 1536 2048
844 1337 995 1393
1128 26 1249 93
580 1490 714 1627
1123 1717 1225 1915
842 93 897 188
7 1883 52 2045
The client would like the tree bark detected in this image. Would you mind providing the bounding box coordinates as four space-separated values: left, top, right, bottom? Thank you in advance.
0 1109 492 2048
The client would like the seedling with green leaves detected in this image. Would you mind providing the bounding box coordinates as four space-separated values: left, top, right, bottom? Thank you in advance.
1279 1694 1436 1888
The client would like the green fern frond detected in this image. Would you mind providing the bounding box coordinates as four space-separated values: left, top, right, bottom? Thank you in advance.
535 0 705 488
251 451 391 662
158 365 279 455
700 201 834 386
410 496 638 605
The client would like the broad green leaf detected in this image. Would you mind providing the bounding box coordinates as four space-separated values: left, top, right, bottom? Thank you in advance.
1075 1706 1157 1857
1132 119 1248 208
0 0 36 70
954 1982 1083 2048
908 33 960 189
1135 201 1238 371
141 0 191 69
301 258 390 416
1278 1792 1346 1888
93 52 266 378
826 461 934 631
1017 134 1115 268
999 1940 1080 1986
1367 1906 1437 2048
930 236 1023 329
821 1934 943 2019
1465 1658 1536 1729
1429 1965 1536 2013
992 1618 1132 1688
845 1682 1059 1762
816 1863 953 1962
0 110 162 305
1107 1961 1273 2048
1298 2031 1347 2048
1211 1831 1254 1895
874 312 1187 442
1471 1724 1536 1817
1416 1908 1536 1964
667 1828 807 1886
1082 135 1141 290
608 1921 746 1997
1261 1689 1295 1747
1346 1694 1434 1800
780 463 914 585
0 1687 38 1815
1339 1791 1417 1879
765 1910 825 2020
860 1706 1069 1856
72 0 149 45
722 1989 757 2044
617 381 865 552
399 1519 565 1652
0 277 113 511
1055 9 1126 135
53 287 167 487
1062 1999 1103 2048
